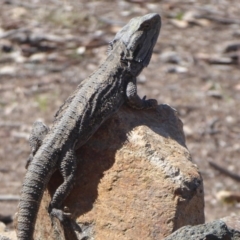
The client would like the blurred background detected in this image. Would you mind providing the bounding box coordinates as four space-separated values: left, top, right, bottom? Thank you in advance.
0 0 240 229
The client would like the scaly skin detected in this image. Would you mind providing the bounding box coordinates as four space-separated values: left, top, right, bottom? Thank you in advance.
17 13 161 240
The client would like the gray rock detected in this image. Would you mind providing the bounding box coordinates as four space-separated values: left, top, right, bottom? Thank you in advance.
164 219 240 240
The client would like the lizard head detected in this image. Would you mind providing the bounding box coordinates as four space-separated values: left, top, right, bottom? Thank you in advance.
109 13 161 74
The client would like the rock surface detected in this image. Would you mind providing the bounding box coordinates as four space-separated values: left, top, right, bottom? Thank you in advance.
164 216 240 240
0 222 16 240
33 104 204 239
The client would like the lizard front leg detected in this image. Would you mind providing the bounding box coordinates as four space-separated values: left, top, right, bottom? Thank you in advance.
26 121 49 169
126 78 158 109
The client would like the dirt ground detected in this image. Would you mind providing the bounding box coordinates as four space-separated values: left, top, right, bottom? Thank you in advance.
0 0 240 231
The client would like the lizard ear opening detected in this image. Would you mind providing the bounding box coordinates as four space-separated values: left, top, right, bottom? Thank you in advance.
107 39 118 55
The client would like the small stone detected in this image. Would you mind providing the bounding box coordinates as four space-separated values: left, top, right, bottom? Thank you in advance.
120 11 131 17
225 116 235 123
46 52 59 61
182 10 196 22
170 19 188 28
233 30 240 37
76 46 86 55
167 65 188 73
29 53 47 63
0 66 16 76
235 84 240 90
137 74 146 84
183 125 193 137
207 90 222 99
0 39 13 53
194 19 210 26
160 51 181 64
10 51 26 63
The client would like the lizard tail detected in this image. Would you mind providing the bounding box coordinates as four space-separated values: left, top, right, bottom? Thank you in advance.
17 156 53 240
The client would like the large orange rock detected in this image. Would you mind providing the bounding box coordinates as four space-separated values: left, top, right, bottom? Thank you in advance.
34 104 204 239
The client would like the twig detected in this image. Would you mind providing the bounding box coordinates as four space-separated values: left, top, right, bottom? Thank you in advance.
0 121 22 128
4 0 38 9
192 6 240 25
216 190 240 203
196 15 240 25
0 77 61 93
0 27 28 39
209 160 240 182
0 195 20 201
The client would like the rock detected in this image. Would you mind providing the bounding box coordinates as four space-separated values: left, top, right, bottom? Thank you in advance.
0 235 11 240
222 216 240 234
164 216 240 240
32 104 204 239
0 233 16 240
0 225 16 240
0 222 6 232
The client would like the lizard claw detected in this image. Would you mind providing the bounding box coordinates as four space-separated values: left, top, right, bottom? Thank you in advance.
144 98 158 109
50 208 71 223
141 96 158 109
25 155 33 169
